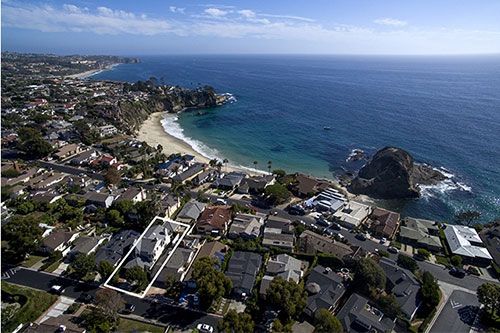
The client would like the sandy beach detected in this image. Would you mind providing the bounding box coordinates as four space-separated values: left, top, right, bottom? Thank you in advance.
137 112 264 175
65 63 119 79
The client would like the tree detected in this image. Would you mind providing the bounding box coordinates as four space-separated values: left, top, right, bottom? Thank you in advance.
314 308 343 333
192 257 232 309
125 266 148 291
272 169 286 178
218 310 255 333
98 260 115 280
455 210 481 226
17 127 53 158
353 258 386 294
417 248 431 260
104 167 121 186
266 277 307 321
265 183 291 205
450 255 463 267
106 209 124 227
397 254 418 272
84 289 124 332
2 214 43 262
477 283 500 317
253 160 258 169
112 200 134 216
267 160 272 173
377 294 401 318
420 271 440 311
70 253 96 279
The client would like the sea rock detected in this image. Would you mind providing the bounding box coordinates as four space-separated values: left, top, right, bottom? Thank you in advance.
348 147 446 199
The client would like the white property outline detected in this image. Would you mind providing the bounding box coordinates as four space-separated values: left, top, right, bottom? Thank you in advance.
103 216 192 298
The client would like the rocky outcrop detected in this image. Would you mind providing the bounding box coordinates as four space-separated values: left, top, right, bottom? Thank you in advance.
348 147 445 199
95 85 220 134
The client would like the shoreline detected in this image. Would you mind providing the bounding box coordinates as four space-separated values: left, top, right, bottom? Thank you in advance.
65 63 120 79
137 112 266 176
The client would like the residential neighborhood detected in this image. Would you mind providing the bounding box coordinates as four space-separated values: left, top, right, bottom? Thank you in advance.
1 53 499 333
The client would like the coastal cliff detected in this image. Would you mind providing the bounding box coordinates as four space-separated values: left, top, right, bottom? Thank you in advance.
93 83 221 134
348 147 446 199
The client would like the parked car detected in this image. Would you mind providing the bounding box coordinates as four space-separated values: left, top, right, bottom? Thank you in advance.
355 233 367 241
449 267 466 278
316 218 331 227
78 292 94 303
387 246 399 254
380 237 387 244
215 198 227 205
50 285 65 295
121 303 136 314
331 222 341 230
197 323 214 333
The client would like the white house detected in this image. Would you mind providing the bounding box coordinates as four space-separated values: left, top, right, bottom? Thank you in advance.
444 224 492 266
333 201 372 229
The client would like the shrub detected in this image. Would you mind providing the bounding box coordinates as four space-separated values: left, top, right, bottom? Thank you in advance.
397 254 418 272
450 255 462 267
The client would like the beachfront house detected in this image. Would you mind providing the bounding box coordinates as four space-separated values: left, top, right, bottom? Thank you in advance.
443 224 492 266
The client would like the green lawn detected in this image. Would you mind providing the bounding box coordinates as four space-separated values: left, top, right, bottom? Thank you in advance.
22 255 46 268
43 259 62 273
116 318 165 333
1 282 58 333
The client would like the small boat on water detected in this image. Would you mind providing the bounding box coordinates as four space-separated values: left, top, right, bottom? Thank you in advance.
323 126 331 130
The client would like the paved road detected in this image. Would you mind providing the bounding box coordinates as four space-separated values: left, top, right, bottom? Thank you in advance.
429 290 480 333
37 160 104 181
4 268 220 331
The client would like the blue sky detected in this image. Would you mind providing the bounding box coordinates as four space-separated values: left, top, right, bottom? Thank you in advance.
2 0 500 55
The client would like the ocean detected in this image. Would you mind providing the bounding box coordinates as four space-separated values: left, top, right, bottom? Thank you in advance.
92 55 500 223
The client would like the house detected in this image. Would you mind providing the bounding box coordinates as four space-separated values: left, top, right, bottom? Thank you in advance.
238 175 276 194
185 241 228 280
95 230 141 266
304 266 346 317
333 201 371 229
160 193 180 218
228 213 265 240
85 192 114 208
379 258 421 320
259 254 308 296
398 218 443 252
171 163 205 183
69 236 105 258
196 205 232 235
369 208 401 240
480 223 500 268
443 224 492 266
31 192 64 205
262 215 295 250
125 222 175 270
32 173 67 190
336 293 396 333
53 143 82 160
161 247 196 282
307 188 346 213
294 174 330 198
22 314 86 333
298 230 354 258
71 149 99 165
193 170 215 186
98 124 118 137
41 230 80 256
213 172 246 190
176 200 206 224
116 187 146 203
226 251 262 298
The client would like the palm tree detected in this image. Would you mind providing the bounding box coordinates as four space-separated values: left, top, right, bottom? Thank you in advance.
253 160 258 169
267 160 272 173
223 158 228 172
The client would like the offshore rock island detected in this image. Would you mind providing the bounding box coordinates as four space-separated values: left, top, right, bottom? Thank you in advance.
348 147 446 199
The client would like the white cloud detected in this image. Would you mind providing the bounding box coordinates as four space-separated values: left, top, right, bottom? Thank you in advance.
260 14 315 23
238 9 256 19
374 18 407 27
62 4 82 14
169 6 185 14
204 7 229 17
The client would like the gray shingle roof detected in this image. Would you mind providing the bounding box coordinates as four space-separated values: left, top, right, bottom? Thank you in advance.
304 265 346 317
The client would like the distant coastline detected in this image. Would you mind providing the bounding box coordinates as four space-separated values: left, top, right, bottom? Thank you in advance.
66 63 120 79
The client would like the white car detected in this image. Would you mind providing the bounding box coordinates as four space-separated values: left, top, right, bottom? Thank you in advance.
380 237 387 244
197 323 214 333
50 285 65 294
